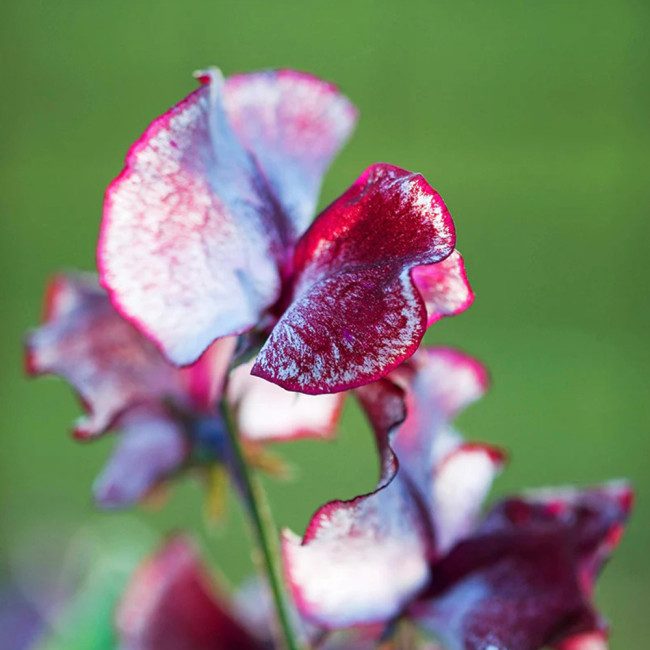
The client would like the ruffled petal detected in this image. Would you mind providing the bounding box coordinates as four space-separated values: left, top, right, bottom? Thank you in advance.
227 360 344 442
92 410 187 509
282 378 432 628
282 348 497 628
25 273 184 438
282 483 431 629
99 69 285 365
483 481 634 593
116 536 263 650
253 164 456 393
413 482 633 650
389 348 495 551
412 250 474 327
224 70 357 240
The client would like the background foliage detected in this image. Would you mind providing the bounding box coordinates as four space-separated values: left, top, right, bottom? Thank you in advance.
1 1 648 647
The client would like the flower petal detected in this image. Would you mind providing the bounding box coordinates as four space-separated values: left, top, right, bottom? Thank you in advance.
99 69 285 365
282 348 496 628
484 481 634 593
554 631 609 650
181 337 238 413
414 482 633 650
116 536 263 650
389 348 496 551
224 70 357 240
282 378 432 628
412 250 474 327
227 359 345 442
92 410 187 509
432 443 506 554
25 273 183 438
253 164 456 393
282 484 431 629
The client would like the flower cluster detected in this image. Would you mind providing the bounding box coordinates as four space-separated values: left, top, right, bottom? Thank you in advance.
26 67 631 650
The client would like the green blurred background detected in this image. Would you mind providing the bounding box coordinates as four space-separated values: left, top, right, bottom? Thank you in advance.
1 0 648 647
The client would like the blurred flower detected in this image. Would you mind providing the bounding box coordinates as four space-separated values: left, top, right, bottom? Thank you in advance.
116 536 265 650
282 348 633 649
0 579 45 650
116 535 436 650
25 273 343 510
98 68 472 393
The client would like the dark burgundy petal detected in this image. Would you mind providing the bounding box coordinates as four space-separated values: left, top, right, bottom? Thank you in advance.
224 70 357 241
414 482 633 650
483 482 634 593
25 273 184 438
252 164 456 393
227 359 345 442
282 379 433 628
116 536 264 650
92 410 187 508
99 69 286 365
412 250 474 327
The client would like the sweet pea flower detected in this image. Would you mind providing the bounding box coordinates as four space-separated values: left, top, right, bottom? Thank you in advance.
25 273 344 509
116 535 443 650
98 68 473 394
282 348 633 649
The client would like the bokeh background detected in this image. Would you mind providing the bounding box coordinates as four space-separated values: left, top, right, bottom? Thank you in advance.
1 0 648 647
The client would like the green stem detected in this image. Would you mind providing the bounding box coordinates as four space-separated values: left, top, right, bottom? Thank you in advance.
221 404 304 650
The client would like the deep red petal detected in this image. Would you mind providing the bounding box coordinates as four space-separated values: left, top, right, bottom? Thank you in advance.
414 482 633 650
253 164 456 393
116 536 263 650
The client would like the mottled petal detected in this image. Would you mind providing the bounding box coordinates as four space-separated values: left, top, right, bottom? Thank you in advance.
227 360 344 442
282 483 431 629
282 348 496 628
93 410 187 509
412 250 474 327
414 483 633 650
253 164 456 393
99 69 285 365
25 273 183 438
283 378 432 628
484 481 634 593
224 70 357 240
116 536 263 650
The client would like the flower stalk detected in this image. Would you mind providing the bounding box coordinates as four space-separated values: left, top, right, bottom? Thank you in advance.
220 402 304 650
